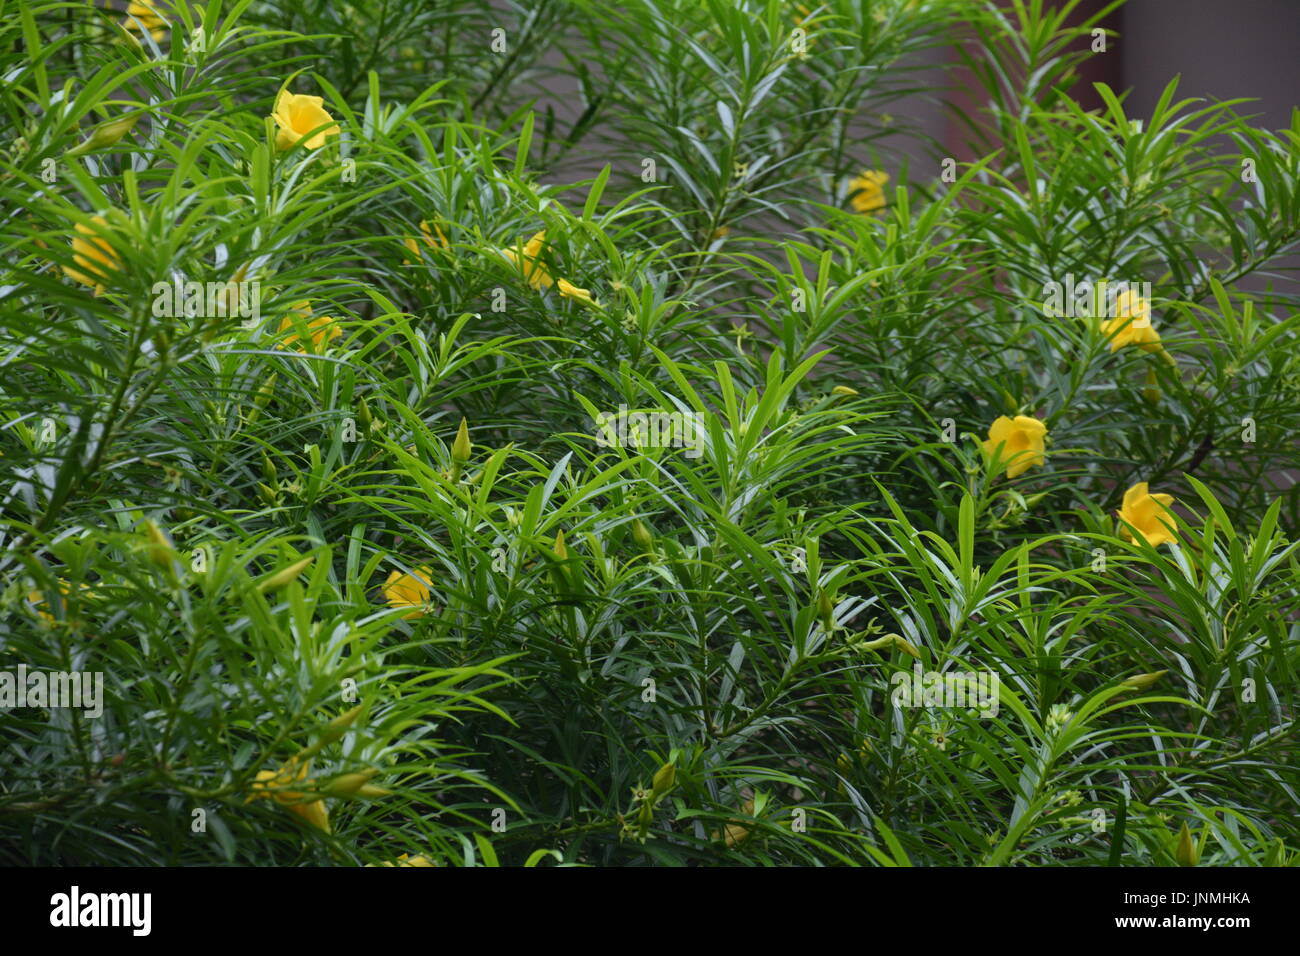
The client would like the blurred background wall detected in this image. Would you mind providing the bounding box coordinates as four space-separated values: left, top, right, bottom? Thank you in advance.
943 0 1299 158
1121 0 1299 134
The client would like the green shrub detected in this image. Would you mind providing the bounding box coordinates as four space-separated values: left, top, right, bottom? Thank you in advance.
1 0 1296 866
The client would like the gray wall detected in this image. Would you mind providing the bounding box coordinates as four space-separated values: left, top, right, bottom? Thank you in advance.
1122 0 1299 134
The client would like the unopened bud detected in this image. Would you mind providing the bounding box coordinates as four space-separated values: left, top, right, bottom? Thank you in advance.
142 520 175 569
295 704 366 761
1120 669 1166 692
1142 367 1161 403
632 519 654 551
651 761 676 796
323 769 378 797
816 589 834 627
321 703 364 742
256 555 313 592
67 114 140 156
451 417 471 463
1021 491 1049 511
855 633 920 659
1174 822 1200 866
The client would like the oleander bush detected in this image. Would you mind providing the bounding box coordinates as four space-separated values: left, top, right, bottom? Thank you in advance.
1 0 1297 866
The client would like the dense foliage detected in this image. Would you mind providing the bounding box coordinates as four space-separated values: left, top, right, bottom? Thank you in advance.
1 0 1297 866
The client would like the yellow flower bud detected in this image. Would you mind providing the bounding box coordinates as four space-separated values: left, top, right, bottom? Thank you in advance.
553 529 568 560
1120 669 1167 692
651 761 676 796
831 385 858 397
66 114 140 157
887 634 921 658
294 704 366 763
632 519 654 551
557 278 598 307
256 555 314 591
290 797 330 834
1142 366 1161 403
853 633 921 658
1174 822 1200 866
142 519 175 568
816 589 835 627
321 703 364 742
368 852 435 867
322 768 386 798
717 798 756 848
451 417 471 463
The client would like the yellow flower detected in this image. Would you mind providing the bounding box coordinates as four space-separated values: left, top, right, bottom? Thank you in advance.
27 590 55 624
271 89 340 152
1100 291 1163 353
383 566 434 620
248 757 331 834
141 519 176 569
277 302 340 353
848 169 889 214
368 853 436 867
501 231 600 306
1117 482 1177 547
980 415 1048 478
502 230 555 290
402 220 449 264
123 0 168 42
63 216 121 294
556 277 597 306
27 581 96 624
714 798 756 848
